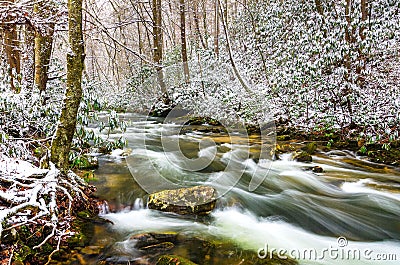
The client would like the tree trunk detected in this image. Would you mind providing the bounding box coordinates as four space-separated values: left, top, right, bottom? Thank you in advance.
218 0 251 93
152 0 169 102
23 24 35 90
180 0 190 83
193 1 206 49
315 0 324 16
2 0 21 92
152 0 163 68
214 0 219 57
357 0 368 84
34 2 56 92
51 0 85 171
343 0 355 126
201 0 208 48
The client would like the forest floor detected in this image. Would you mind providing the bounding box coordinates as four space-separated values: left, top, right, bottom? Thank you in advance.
0 155 100 265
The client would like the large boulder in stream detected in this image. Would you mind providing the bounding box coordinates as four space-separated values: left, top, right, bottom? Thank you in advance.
147 186 217 215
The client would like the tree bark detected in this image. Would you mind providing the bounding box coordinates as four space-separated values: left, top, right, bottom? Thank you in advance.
218 0 251 93
180 0 190 83
2 0 21 92
343 0 355 126
23 24 35 90
201 0 208 48
152 0 169 102
51 0 85 171
192 0 206 49
315 0 324 16
357 0 368 82
214 0 219 57
34 1 56 92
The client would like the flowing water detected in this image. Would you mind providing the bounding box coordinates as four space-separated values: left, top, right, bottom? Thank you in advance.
82 113 400 265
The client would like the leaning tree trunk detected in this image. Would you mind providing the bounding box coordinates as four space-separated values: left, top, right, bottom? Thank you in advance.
51 0 85 171
34 1 56 92
218 0 251 93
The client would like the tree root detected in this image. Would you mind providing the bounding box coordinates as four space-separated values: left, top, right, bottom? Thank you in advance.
0 155 98 264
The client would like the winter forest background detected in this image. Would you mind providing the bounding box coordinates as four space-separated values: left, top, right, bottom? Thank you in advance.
1 0 399 159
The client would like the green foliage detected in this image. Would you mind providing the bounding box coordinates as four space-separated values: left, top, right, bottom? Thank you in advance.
327 139 334 149
127 64 155 93
382 143 391 151
359 145 367 154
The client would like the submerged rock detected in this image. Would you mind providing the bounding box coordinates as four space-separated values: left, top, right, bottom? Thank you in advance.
130 232 178 249
156 255 198 265
276 143 296 153
147 186 217 215
141 242 175 253
80 245 102 255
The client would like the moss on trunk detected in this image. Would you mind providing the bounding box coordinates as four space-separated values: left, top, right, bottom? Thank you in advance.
51 0 85 171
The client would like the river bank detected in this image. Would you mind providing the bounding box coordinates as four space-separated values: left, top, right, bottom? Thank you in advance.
184 116 400 167
0 156 100 265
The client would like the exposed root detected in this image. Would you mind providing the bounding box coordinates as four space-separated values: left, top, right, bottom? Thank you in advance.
0 155 98 264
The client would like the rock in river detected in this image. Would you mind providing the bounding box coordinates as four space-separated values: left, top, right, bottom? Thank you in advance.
293 151 312 162
147 186 217 215
130 232 178 249
157 255 198 265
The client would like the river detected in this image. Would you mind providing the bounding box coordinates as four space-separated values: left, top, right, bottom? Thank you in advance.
81 113 400 265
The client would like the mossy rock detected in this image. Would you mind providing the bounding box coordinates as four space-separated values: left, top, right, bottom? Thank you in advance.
81 245 102 255
276 144 296 153
141 242 175 253
276 135 291 141
147 186 217 215
157 255 198 265
302 142 317 155
293 151 312 162
187 117 221 126
130 232 178 249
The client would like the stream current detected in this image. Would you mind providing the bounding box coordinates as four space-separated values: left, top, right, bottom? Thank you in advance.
83 113 400 265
